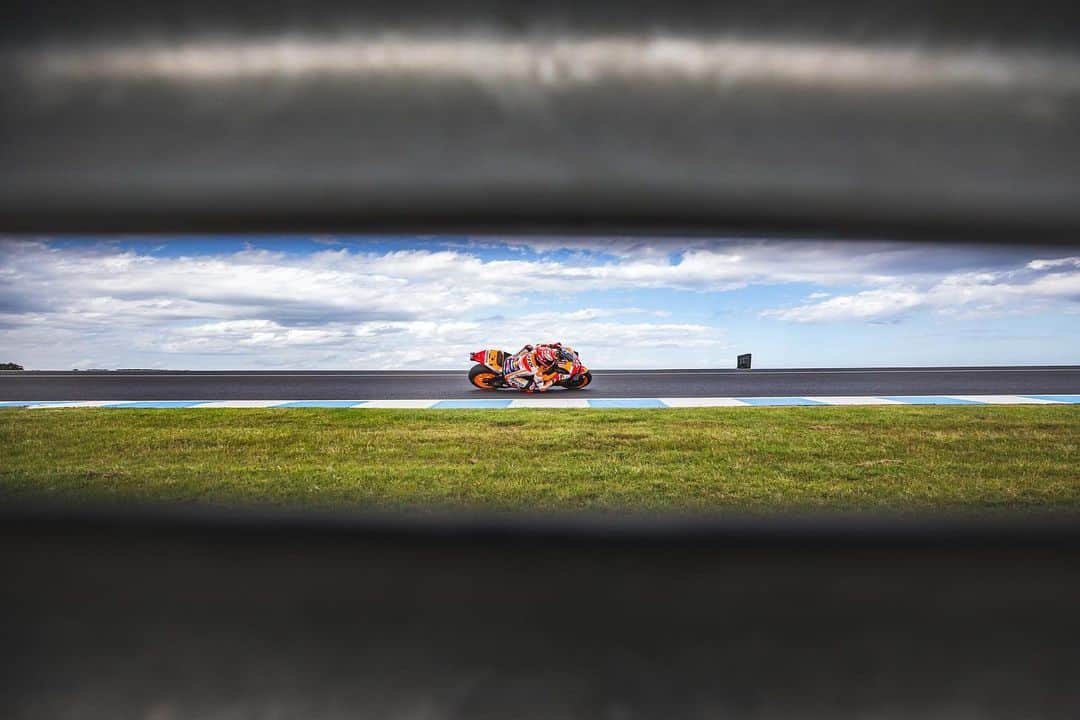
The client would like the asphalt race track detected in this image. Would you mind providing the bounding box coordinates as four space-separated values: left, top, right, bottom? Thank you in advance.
1 367 1078 401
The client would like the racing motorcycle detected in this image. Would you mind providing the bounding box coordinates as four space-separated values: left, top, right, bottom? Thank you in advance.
468 347 592 391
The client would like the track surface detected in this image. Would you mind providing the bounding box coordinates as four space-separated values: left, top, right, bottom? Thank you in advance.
1 367 1078 401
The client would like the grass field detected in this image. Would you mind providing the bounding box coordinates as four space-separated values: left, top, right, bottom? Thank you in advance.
1 406 1078 514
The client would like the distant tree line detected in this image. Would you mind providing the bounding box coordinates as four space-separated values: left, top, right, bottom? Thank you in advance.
0 362 24 370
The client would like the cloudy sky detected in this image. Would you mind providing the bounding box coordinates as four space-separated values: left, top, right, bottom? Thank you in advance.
1 236 1077 369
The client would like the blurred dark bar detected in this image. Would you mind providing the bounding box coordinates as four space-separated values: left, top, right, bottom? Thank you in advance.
2 508 1079 718
2 0 1080 238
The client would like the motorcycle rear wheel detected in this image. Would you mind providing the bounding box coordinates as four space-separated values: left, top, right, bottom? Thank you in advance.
468 364 503 390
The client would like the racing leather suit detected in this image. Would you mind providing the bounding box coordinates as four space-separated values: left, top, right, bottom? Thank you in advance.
502 344 568 392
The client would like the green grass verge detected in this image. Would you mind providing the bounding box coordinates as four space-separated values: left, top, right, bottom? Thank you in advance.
1 406 1078 515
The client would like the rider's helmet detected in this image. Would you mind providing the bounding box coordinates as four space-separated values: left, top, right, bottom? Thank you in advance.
534 344 559 368
536 344 576 375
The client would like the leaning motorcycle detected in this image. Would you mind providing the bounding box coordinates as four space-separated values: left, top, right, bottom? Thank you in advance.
468 348 592 391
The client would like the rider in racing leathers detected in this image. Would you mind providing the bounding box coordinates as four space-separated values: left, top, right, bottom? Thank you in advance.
502 343 577 392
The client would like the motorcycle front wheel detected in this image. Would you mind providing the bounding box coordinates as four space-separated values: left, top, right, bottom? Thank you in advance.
558 371 592 390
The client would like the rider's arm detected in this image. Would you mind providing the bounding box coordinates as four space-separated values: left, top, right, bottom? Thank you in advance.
531 371 559 392
504 366 532 389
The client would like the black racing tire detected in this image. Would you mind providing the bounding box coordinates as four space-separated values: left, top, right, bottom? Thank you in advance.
559 371 592 390
468 363 503 390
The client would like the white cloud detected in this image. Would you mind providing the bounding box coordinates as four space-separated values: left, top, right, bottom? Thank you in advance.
0 236 739 368
763 261 1080 323
1027 256 1080 271
1 238 1077 368
763 289 924 323
144 309 727 369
